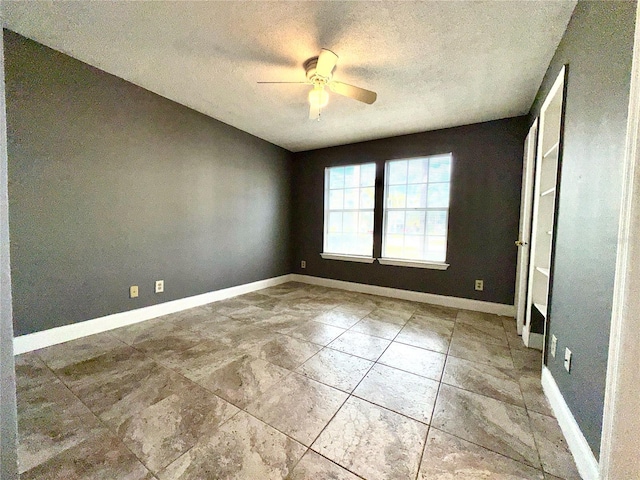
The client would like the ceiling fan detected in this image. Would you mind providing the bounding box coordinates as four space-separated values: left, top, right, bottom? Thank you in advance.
258 49 377 120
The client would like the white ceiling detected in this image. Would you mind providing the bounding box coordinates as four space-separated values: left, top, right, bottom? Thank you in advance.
3 1 576 152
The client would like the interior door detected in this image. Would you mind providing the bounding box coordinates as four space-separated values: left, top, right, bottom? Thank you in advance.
514 119 538 335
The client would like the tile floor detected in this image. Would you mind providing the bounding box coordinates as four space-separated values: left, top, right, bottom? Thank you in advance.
15 282 582 479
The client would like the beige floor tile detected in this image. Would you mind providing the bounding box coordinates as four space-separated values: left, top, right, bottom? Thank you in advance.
529 411 582 479
20 431 153 480
449 336 515 369
158 411 306 480
353 363 439 423
35 332 127 370
248 334 322 370
350 316 404 339
418 428 544 479
312 396 427 480
196 353 290 408
117 384 238 473
295 348 373 392
395 314 454 353
432 384 541 468
313 309 365 328
443 356 525 407
246 373 348 446
328 330 391 361
287 450 361 480
378 342 446 380
287 320 346 346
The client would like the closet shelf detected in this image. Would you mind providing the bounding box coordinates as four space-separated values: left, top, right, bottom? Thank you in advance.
541 186 556 197
536 267 550 277
534 302 548 318
543 142 559 159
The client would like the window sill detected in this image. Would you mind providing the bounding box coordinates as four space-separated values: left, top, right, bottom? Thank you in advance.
320 253 375 264
377 258 450 270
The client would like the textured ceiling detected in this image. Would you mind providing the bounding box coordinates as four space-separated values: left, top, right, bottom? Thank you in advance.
3 1 576 152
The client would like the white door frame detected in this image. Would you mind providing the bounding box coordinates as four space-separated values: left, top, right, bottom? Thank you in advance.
514 119 538 335
599 2 640 477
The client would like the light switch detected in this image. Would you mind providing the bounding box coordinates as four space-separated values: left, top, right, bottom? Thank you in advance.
129 285 139 298
564 348 572 372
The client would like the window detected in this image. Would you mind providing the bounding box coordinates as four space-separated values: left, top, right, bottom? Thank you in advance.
323 163 376 259
382 154 452 265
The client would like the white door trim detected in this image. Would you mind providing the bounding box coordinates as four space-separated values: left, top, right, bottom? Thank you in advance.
515 119 538 335
600 2 640 478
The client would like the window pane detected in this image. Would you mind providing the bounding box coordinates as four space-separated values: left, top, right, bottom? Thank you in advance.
327 232 342 253
404 235 423 259
344 188 359 209
427 211 447 235
408 158 429 184
329 167 345 189
360 187 375 209
382 153 451 263
387 211 405 234
344 165 359 188
360 164 376 187
329 212 343 233
429 156 451 182
426 236 447 261
406 184 427 208
387 185 406 208
427 183 450 208
324 163 376 257
358 211 374 233
329 189 344 210
384 234 404 258
388 160 408 185
343 212 358 233
343 233 358 254
357 233 372 255
405 211 426 235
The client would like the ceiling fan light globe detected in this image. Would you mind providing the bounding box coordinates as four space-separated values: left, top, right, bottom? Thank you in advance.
308 87 329 108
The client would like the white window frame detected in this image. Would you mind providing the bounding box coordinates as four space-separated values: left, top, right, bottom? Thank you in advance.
380 154 452 269
322 162 376 262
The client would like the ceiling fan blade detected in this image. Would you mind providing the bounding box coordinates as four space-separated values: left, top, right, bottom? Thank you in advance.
309 103 320 120
316 49 338 78
257 81 310 84
329 81 377 104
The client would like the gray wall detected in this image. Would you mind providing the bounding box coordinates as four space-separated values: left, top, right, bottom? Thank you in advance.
529 0 636 457
0 27 18 480
291 117 528 305
5 30 293 337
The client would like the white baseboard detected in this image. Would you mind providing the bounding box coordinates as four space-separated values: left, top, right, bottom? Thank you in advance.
14 273 515 355
13 274 294 355
292 274 515 316
541 366 600 480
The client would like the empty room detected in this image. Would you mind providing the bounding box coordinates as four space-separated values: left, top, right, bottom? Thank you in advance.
1 1 639 479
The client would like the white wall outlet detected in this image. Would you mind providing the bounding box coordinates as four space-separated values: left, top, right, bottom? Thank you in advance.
301 260 306 269
129 285 139 298
155 280 164 293
475 279 484 291
550 334 558 358
564 347 572 372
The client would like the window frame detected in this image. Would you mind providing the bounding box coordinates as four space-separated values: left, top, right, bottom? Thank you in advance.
321 162 377 261
379 154 452 269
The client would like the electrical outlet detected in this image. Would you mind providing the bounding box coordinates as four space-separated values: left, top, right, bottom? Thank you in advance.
550 334 557 358
301 260 306 269
475 279 484 291
564 347 572 372
129 285 139 298
155 280 164 293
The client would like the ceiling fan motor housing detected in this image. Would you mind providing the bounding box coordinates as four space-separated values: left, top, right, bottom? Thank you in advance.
304 57 332 85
